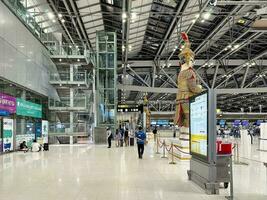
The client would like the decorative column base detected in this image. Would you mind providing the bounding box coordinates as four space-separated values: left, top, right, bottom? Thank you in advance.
174 126 191 160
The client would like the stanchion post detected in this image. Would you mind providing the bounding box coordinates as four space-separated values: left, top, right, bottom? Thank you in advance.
226 155 234 200
169 143 176 164
161 139 167 158
156 137 160 154
234 143 248 166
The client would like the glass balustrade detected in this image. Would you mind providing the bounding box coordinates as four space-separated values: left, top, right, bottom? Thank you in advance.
48 44 87 56
3 0 96 66
49 96 89 109
50 71 93 85
49 122 88 134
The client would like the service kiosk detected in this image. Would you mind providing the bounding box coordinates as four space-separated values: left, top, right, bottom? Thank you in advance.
187 90 232 197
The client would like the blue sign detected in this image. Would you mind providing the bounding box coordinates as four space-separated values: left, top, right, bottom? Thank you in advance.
0 110 10 116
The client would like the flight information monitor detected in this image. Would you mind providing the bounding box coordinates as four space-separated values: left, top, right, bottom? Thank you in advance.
189 92 208 160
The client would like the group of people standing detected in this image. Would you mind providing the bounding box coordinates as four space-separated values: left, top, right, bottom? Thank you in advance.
115 127 130 147
106 126 147 159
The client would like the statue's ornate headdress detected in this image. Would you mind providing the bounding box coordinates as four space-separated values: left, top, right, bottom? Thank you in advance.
178 32 195 65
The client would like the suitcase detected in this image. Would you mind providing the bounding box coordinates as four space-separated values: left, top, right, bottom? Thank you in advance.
43 143 49 151
130 137 134 146
120 139 123 147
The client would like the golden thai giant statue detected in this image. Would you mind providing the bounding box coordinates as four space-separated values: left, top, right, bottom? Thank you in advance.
174 32 202 128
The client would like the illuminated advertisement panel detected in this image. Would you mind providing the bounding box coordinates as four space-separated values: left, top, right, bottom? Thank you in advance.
190 92 208 160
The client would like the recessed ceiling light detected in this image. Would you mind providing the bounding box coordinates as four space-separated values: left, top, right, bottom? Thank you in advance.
203 12 211 20
47 12 55 19
122 12 127 19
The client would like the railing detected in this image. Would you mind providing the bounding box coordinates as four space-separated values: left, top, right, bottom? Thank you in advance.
49 122 89 135
49 96 88 109
50 71 91 83
48 44 87 56
3 0 45 40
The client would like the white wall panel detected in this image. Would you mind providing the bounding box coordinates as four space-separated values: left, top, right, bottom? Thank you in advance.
0 2 58 99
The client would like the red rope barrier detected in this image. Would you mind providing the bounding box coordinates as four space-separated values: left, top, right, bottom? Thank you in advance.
173 145 190 155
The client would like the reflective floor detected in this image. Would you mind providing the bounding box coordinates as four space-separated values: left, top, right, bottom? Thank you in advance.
0 140 266 200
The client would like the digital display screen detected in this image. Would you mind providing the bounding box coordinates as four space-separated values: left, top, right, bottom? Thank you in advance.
233 120 241 126
190 92 208 158
242 120 249 127
256 120 263 126
219 120 226 128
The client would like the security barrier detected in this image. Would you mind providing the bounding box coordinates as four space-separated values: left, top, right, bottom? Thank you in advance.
156 138 190 163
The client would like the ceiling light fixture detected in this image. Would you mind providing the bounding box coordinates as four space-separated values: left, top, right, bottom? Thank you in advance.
58 13 63 18
61 19 65 23
203 12 211 20
122 12 127 19
47 12 55 19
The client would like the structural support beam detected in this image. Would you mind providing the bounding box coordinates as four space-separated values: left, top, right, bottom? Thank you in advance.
212 64 219 88
127 66 150 87
124 0 132 65
215 49 267 88
160 68 177 87
241 65 250 88
69 0 93 50
217 1 267 5
194 5 242 55
154 0 187 60
124 59 267 67
216 87 267 94
118 84 178 94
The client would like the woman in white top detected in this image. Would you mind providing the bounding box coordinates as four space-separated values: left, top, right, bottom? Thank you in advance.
31 139 41 152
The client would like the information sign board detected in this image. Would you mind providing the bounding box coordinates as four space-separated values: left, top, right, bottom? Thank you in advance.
190 92 208 160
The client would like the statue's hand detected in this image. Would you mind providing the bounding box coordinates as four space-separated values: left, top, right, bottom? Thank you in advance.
197 84 202 91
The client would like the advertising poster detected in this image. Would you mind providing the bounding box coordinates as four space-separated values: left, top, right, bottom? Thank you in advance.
16 98 42 118
3 118 14 152
16 134 35 148
42 120 49 144
0 93 16 114
190 93 208 157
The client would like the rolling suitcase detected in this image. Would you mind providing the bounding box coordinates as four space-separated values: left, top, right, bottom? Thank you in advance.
43 143 49 151
120 139 123 147
130 137 134 146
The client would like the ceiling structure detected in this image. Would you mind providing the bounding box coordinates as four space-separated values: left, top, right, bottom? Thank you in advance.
20 0 267 112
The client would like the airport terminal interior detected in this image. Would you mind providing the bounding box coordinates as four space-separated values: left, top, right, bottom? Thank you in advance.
0 0 267 199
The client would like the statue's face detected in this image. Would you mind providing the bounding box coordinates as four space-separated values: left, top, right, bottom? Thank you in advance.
179 57 194 68
180 59 194 70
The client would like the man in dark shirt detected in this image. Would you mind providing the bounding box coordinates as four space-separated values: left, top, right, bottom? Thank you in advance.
152 126 157 142
135 127 146 159
124 128 129 146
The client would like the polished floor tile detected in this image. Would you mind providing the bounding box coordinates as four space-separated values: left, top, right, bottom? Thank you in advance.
0 139 266 200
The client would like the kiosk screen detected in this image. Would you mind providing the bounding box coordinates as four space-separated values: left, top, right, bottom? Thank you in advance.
190 92 208 158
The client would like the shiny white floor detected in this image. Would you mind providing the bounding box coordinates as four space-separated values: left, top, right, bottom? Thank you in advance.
0 140 266 200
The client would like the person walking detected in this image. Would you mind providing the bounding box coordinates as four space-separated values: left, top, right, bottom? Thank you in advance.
152 126 157 142
135 126 146 159
124 128 129 146
107 127 112 148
